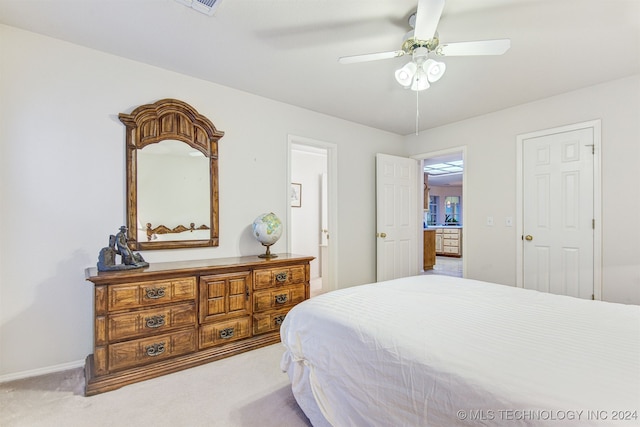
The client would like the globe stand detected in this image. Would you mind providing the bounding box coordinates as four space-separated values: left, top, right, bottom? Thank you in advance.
258 243 278 259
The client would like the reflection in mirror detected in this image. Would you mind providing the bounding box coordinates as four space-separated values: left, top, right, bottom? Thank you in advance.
137 140 210 242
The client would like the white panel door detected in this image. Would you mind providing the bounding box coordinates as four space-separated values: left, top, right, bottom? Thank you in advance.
376 153 418 282
522 127 594 299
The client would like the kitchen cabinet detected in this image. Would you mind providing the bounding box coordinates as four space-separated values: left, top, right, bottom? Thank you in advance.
434 227 462 257
423 229 436 270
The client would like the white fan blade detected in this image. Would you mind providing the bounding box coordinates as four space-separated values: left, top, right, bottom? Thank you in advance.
414 0 445 41
338 50 406 64
438 39 511 56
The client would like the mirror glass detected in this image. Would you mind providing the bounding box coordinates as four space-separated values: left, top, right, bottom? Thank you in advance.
137 140 210 243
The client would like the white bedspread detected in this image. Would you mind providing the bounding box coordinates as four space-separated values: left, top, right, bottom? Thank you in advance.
280 275 640 426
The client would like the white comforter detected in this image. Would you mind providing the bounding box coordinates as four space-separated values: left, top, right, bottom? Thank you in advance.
280 275 640 426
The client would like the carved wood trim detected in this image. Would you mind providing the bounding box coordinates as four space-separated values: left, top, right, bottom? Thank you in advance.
118 99 223 250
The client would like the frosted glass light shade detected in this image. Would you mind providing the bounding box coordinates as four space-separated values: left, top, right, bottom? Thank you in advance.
394 62 417 87
424 59 446 82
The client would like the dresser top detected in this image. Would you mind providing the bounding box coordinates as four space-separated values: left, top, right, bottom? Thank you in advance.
86 253 314 284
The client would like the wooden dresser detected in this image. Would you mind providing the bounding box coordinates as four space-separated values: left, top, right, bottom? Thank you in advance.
84 254 313 395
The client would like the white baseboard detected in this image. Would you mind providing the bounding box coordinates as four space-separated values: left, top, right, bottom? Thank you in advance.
0 359 85 383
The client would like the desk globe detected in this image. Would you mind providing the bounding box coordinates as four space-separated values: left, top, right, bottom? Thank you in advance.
252 212 283 258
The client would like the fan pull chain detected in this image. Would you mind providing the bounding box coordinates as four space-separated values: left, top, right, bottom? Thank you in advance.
415 85 420 135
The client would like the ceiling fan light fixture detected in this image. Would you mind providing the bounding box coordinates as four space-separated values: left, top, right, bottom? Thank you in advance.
423 58 446 82
395 62 417 87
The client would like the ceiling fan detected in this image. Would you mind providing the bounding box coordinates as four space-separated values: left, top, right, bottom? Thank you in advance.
338 0 510 91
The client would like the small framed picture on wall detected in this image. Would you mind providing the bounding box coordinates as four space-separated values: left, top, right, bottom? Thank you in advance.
291 183 302 207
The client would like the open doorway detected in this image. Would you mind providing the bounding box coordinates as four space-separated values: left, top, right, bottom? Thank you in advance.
413 147 466 277
288 136 338 296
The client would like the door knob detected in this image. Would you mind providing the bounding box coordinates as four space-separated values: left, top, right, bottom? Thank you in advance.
525 235 533 241
377 232 387 238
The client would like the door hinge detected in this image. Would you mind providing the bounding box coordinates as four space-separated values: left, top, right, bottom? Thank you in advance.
592 219 595 229
592 294 595 300
585 144 595 154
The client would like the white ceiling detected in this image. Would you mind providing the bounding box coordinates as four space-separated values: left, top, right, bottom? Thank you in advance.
1 0 638 135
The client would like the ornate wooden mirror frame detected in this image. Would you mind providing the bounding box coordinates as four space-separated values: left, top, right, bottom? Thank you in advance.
119 99 224 250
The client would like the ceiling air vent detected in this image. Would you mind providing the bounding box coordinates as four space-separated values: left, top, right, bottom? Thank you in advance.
175 0 223 16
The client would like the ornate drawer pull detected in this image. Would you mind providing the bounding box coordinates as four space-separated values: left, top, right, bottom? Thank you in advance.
145 342 165 357
145 314 166 328
275 294 288 304
275 272 288 283
220 327 234 339
144 287 166 299
274 315 286 326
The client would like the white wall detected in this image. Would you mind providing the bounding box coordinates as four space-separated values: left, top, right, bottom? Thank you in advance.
405 74 640 305
0 25 404 378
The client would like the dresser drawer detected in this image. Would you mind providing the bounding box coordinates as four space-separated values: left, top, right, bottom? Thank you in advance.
253 308 290 335
443 228 460 235
108 328 196 372
108 277 196 311
253 284 306 312
199 316 251 349
108 302 196 342
253 265 306 290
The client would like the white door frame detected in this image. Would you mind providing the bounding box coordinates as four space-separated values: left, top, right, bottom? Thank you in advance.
287 135 338 292
515 120 602 299
411 146 467 277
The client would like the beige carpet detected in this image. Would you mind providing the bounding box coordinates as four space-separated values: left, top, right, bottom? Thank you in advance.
0 344 312 427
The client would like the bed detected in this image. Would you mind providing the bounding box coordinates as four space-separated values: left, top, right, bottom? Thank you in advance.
280 275 640 426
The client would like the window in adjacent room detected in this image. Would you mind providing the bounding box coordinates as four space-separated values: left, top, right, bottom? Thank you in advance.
428 195 439 225
445 196 460 224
